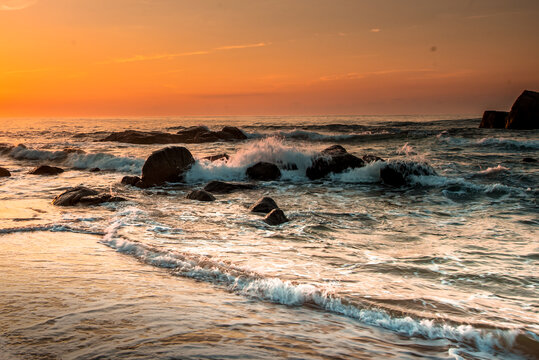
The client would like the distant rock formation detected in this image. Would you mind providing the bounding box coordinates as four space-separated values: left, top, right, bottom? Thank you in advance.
479 111 509 129
479 90 538 129
100 126 247 144
506 90 539 129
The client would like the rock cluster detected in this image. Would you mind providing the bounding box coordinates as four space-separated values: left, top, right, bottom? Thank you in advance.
100 126 247 144
479 90 538 129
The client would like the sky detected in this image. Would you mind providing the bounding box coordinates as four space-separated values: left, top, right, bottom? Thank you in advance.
0 0 538 116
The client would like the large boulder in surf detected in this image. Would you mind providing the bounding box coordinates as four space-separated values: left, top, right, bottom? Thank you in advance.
506 90 539 129
203 180 256 194
380 160 437 186
479 111 508 129
0 167 11 177
141 146 195 186
52 186 126 206
249 197 279 214
246 162 281 181
264 208 288 225
186 190 215 202
306 145 365 180
29 165 64 175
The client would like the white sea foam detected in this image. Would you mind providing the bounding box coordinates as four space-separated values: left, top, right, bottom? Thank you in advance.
186 137 315 183
438 135 539 150
100 207 523 356
66 153 144 172
0 224 103 235
3 145 144 173
329 161 385 183
475 165 510 176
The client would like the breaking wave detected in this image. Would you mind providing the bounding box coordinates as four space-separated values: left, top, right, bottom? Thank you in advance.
100 207 536 359
1 145 144 173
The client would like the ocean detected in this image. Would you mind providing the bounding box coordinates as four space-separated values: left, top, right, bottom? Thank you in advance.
0 115 537 359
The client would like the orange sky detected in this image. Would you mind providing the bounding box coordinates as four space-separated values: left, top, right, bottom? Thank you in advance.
1 0 538 116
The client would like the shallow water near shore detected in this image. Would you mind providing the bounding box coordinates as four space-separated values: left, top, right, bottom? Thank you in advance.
0 115 538 359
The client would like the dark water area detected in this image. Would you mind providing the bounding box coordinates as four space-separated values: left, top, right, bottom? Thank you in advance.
0 115 537 359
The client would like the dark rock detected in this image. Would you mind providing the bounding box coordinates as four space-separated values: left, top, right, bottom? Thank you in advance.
479 111 509 129
380 160 437 186
89 167 101 172
0 167 11 177
101 126 247 145
506 90 539 129
264 208 288 225
176 126 210 138
246 162 281 181
29 165 64 175
121 175 141 186
203 153 230 162
100 130 188 144
522 157 537 163
186 190 216 201
216 126 247 140
249 197 279 214
362 154 385 163
52 186 126 206
306 145 365 180
203 180 256 194
141 146 195 186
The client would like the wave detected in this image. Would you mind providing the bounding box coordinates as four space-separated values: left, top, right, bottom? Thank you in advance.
100 207 535 358
438 135 539 151
0 224 103 235
187 137 315 182
410 175 527 197
473 165 511 177
1 145 144 173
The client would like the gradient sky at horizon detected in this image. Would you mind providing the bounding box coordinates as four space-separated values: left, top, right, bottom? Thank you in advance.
1 0 538 116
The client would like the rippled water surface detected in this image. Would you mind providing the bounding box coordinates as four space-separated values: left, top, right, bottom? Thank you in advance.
0 116 537 359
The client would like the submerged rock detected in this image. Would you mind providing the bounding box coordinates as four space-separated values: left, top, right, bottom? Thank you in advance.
306 145 365 180
203 180 256 194
249 197 279 214
506 90 539 130
380 160 437 186
522 157 537 163
121 175 141 186
246 162 281 181
29 165 64 175
0 167 11 177
479 111 508 129
141 146 195 186
186 190 215 202
202 153 230 162
52 186 126 206
362 154 385 163
264 208 288 225
89 167 101 172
